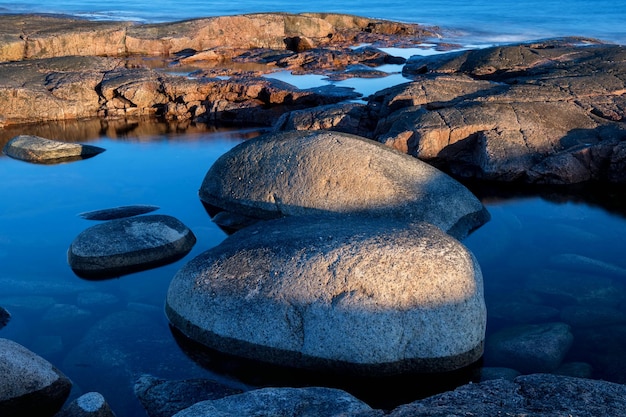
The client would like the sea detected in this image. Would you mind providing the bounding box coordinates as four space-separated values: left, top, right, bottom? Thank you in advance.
2 0 626 45
1 1 626 416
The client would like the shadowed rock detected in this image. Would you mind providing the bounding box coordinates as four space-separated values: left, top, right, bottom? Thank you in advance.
171 387 377 417
3 135 105 163
0 306 10 330
166 216 486 376
78 205 160 221
199 130 489 239
68 214 196 279
0 338 72 417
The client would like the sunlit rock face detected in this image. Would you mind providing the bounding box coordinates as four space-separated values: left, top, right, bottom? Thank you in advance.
68 214 196 279
166 216 486 376
199 130 489 239
3 135 105 163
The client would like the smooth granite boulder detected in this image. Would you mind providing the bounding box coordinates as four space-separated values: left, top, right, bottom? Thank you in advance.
166 215 486 376
199 130 489 239
2 135 105 163
171 387 377 417
0 338 72 417
68 214 196 279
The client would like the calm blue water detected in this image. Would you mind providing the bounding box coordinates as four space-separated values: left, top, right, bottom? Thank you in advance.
2 0 625 45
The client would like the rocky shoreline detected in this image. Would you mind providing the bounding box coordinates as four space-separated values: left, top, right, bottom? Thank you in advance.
2 11 626 417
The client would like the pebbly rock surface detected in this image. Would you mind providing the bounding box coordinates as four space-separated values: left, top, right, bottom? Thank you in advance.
3 134 105 163
484 322 574 374
199 130 489 239
0 338 72 417
389 373 626 417
68 214 196 279
134 375 244 417
170 386 378 417
166 215 486 376
55 392 117 417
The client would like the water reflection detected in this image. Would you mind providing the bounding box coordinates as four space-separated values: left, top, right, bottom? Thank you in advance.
1 119 626 416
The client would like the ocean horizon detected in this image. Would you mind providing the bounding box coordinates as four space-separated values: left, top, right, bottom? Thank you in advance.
2 0 625 45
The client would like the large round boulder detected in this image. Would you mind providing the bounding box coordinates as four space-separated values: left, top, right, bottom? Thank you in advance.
199 131 489 239
68 214 196 279
166 215 486 376
0 338 72 417
3 135 105 163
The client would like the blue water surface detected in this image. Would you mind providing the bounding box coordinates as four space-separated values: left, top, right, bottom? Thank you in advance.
1 0 625 44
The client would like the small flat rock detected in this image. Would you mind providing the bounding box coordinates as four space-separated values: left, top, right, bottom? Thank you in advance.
2 135 105 163
79 205 160 220
55 392 116 417
0 338 72 417
172 387 375 417
167 215 486 375
68 214 196 279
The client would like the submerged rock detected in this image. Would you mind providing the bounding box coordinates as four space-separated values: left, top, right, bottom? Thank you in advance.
484 322 574 373
0 338 72 417
171 387 377 417
199 130 489 239
167 216 486 376
68 214 196 279
78 205 160 221
134 375 244 417
0 306 9 329
2 135 105 163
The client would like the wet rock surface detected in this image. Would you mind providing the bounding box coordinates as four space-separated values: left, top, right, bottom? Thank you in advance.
199 130 489 239
166 215 486 376
78 204 160 221
68 214 196 279
3 134 105 163
0 338 72 417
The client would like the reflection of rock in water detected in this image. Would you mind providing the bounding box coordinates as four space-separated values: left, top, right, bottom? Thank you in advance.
0 306 10 329
169 325 482 411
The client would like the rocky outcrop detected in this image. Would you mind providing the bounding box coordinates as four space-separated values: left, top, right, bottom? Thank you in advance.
2 134 105 163
368 39 626 184
0 338 72 417
166 215 486 376
67 214 196 279
199 130 489 239
0 13 439 62
388 373 626 417
170 386 377 417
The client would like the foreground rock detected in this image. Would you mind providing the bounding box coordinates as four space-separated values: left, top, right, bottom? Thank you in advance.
167 216 486 376
68 214 196 279
199 130 489 239
389 373 626 417
171 387 376 417
0 338 72 417
3 135 105 163
134 375 244 417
